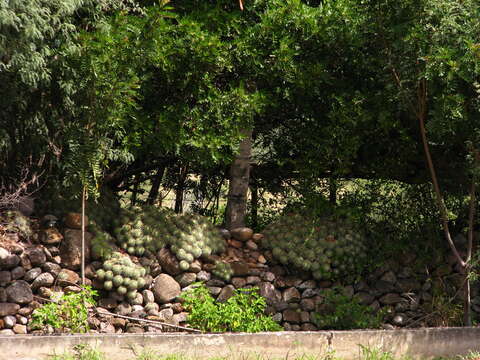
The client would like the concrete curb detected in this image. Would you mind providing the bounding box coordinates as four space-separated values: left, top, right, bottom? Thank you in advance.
1 328 480 360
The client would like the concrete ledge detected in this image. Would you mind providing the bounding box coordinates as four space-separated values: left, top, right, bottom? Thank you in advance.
1 328 480 360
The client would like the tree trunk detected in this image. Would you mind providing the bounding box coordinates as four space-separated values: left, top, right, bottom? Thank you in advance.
174 165 188 214
147 165 166 205
225 129 252 230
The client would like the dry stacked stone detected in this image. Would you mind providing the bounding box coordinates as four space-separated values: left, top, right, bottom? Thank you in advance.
0 215 478 334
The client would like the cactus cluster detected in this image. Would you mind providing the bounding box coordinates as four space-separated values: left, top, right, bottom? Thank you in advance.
261 214 367 281
95 252 147 302
0 210 32 238
212 261 234 281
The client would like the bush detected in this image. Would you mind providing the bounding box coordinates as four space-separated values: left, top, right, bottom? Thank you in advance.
180 283 282 333
31 286 97 333
312 287 384 330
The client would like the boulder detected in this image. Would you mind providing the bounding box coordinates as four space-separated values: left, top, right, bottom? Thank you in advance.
0 303 20 316
283 309 301 323
6 281 33 304
217 285 235 303
24 267 42 282
259 282 278 305
231 277 247 288
27 248 46 266
153 274 181 304
283 287 301 303
39 228 63 245
230 261 250 276
59 229 92 270
64 213 88 229
31 272 55 290
10 266 25 280
196 270 211 282
0 271 11 286
230 227 254 242
57 269 80 286
379 293 404 305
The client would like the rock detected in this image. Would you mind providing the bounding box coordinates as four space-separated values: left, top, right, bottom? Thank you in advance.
231 261 250 276
283 309 301 323
189 260 202 273
300 311 310 323
298 280 316 290
343 285 355 299
379 293 403 305
98 298 118 309
16 315 28 325
258 255 267 264
246 240 258 251
158 308 174 321
39 228 63 245
3 315 16 328
207 279 225 287
219 229 230 240
31 272 55 290
272 313 282 323
261 272 275 282
283 322 292 331
259 282 279 305
27 248 46 267
300 298 315 311
284 277 302 288
57 268 80 286
301 289 318 298
217 285 235 303
24 267 42 282
397 278 421 292
111 318 126 328
398 267 413 279
229 239 243 249
208 287 222 296
381 271 397 284
153 274 181 303
10 266 25 280
17 307 33 316
6 281 33 304
12 324 27 334
230 227 253 242
374 280 396 295
0 288 6 303
142 290 155 305
115 302 132 316
355 292 375 306
369 300 380 312
252 233 264 242
274 302 289 312
0 247 10 263
246 276 261 285
59 229 92 270
0 271 11 286
0 253 20 270
0 303 20 316
64 213 88 229
291 324 301 331
392 313 407 326
231 277 247 288
157 248 181 276
0 329 14 335
196 270 211 282
283 287 301 303
173 312 188 323
301 323 317 331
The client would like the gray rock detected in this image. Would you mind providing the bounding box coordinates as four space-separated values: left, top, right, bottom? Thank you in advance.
6 281 33 304
301 323 317 331
217 285 235 303
152 274 181 303
301 288 318 298
397 267 413 279
10 266 25 280
176 272 197 288
261 272 275 282
206 279 225 287
298 280 316 290
355 292 375 306
300 298 315 311
353 280 370 292
208 287 222 296
98 298 117 310
246 276 261 285
158 308 174 321
0 250 20 269
59 229 92 270
283 287 301 303
0 288 6 302
300 311 310 323
0 271 11 286
24 267 42 282
131 293 144 306
231 277 247 288
56 268 80 286
16 315 28 325
379 293 403 305
27 248 47 267
282 309 301 323
142 290 155 304
291 324 301 331
0 329 14 335
246 240 258 251
0 303 20 316
397 278 421 292
274 302 289 312
173 312 188 323
3 315 16 328
131 304 145 313
380 271 397 284
189 260 202 273
31 272 55 290
41 262 62 276
196 271 211 282
259 282 279 305
374 280 396 295
272 313 282 323
115 302 132 316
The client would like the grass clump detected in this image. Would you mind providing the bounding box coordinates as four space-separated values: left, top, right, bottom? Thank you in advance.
180 283 282 333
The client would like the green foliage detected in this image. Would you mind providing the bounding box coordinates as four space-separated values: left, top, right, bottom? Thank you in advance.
312 287 384 330
181 283 282 333
31 286 97 333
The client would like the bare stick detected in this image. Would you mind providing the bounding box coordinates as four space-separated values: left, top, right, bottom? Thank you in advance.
92 308 202 333
81 186 86 285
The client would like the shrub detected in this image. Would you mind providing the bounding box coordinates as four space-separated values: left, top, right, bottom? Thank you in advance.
180 283 282 333
31 286 97 333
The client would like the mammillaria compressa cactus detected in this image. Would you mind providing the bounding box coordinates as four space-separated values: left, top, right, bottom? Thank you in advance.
261 214 367 281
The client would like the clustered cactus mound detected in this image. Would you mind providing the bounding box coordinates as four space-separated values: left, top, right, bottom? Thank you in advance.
212 261 234 281
95 252 147 301
261 214 367 281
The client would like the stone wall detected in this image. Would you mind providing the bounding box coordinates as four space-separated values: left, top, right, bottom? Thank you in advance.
0 218 476 335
